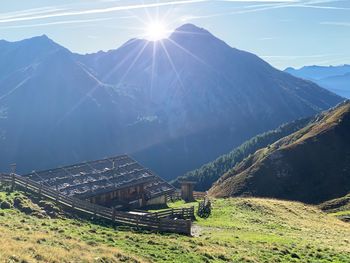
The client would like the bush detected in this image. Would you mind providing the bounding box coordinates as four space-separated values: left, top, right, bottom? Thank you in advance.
197 199 211 218
0 200 12 209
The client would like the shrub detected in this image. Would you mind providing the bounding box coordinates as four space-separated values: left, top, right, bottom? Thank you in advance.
0 200 12 209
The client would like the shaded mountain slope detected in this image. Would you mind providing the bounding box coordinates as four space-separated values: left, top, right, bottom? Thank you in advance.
210 101 350 204
171 117 312 191
0 24 343 180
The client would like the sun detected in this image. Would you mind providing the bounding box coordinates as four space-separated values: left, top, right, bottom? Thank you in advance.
145 21 168 41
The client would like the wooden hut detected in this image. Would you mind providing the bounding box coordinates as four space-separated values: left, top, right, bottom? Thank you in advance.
23 155 175 209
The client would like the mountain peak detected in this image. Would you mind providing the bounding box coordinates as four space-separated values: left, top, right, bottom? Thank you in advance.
25 34 55 44
174 24 208 33
19 34 69 55
170 23 213 39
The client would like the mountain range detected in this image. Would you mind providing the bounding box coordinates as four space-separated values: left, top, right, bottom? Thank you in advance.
0 24 343 180
210 101 350 204
285 65 350 98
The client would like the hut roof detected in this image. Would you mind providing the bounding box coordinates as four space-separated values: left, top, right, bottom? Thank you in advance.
22 155 175 199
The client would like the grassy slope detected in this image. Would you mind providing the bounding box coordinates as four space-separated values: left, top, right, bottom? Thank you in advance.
172 118 312 191
319 193 350 220
1 190 350 263
210 101 350 203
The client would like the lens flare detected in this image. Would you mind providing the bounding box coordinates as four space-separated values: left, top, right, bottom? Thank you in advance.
145 21 168 41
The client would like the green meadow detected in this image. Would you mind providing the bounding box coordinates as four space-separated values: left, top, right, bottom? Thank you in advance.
0 189 349 262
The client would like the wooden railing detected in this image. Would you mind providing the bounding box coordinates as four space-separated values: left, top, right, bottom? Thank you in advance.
149 207 195 219
167 190 181 202
0 174 192 235
167 190 207 202
193 191 206 200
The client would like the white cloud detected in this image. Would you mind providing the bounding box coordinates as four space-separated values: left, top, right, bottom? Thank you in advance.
0 16 133 29
0 0 207 24
321 21 350 27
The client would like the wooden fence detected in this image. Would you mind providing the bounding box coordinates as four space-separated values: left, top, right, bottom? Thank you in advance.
193 191 206 200
147 207 195 219
0 174 192 235
167 190 206 202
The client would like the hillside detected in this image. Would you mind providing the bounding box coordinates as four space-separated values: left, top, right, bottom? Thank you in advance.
319 193 350 222
285 65 350 98
0 188 349 262
172 117 312 191
0 24 343 180
210 101 350 204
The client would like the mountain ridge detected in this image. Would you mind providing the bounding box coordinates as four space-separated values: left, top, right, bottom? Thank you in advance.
0 24 343 180
209 100 350 203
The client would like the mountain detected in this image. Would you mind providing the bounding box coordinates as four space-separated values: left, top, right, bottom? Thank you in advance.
210 101 350 204
285 65 350 98
285 65 350 80
172 117 312 191
318 72 350 98
0 24 343 180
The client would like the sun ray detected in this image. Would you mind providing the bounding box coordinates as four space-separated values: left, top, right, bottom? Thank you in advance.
167 37 209 68
159 40 186 101
55 39 149 127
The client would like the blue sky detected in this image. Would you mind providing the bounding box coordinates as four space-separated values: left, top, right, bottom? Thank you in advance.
0 0 349 69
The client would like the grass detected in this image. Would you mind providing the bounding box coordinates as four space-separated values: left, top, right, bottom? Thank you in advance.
329 210 350 217
0 188 349 262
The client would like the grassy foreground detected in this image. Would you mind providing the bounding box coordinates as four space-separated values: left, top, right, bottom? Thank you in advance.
0 190 349 262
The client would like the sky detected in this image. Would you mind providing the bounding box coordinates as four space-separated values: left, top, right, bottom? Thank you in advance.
0 0 350 69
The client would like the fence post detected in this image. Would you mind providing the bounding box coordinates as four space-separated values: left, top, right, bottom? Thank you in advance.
38 183 42 197
55 191 59 204
112 208 116 222
171 208 174 217
158 218 162 232
11 174 15 192
186 219 192 236
182 208 185 218
24 178 28 194
136 217 140 230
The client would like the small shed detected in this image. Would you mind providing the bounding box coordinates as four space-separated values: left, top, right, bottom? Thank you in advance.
180 181 196 202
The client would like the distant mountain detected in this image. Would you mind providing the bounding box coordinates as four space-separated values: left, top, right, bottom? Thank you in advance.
285 65 350 98
172 117 312 191
318 72 350 98
0 24 343 180
210 101 350 204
